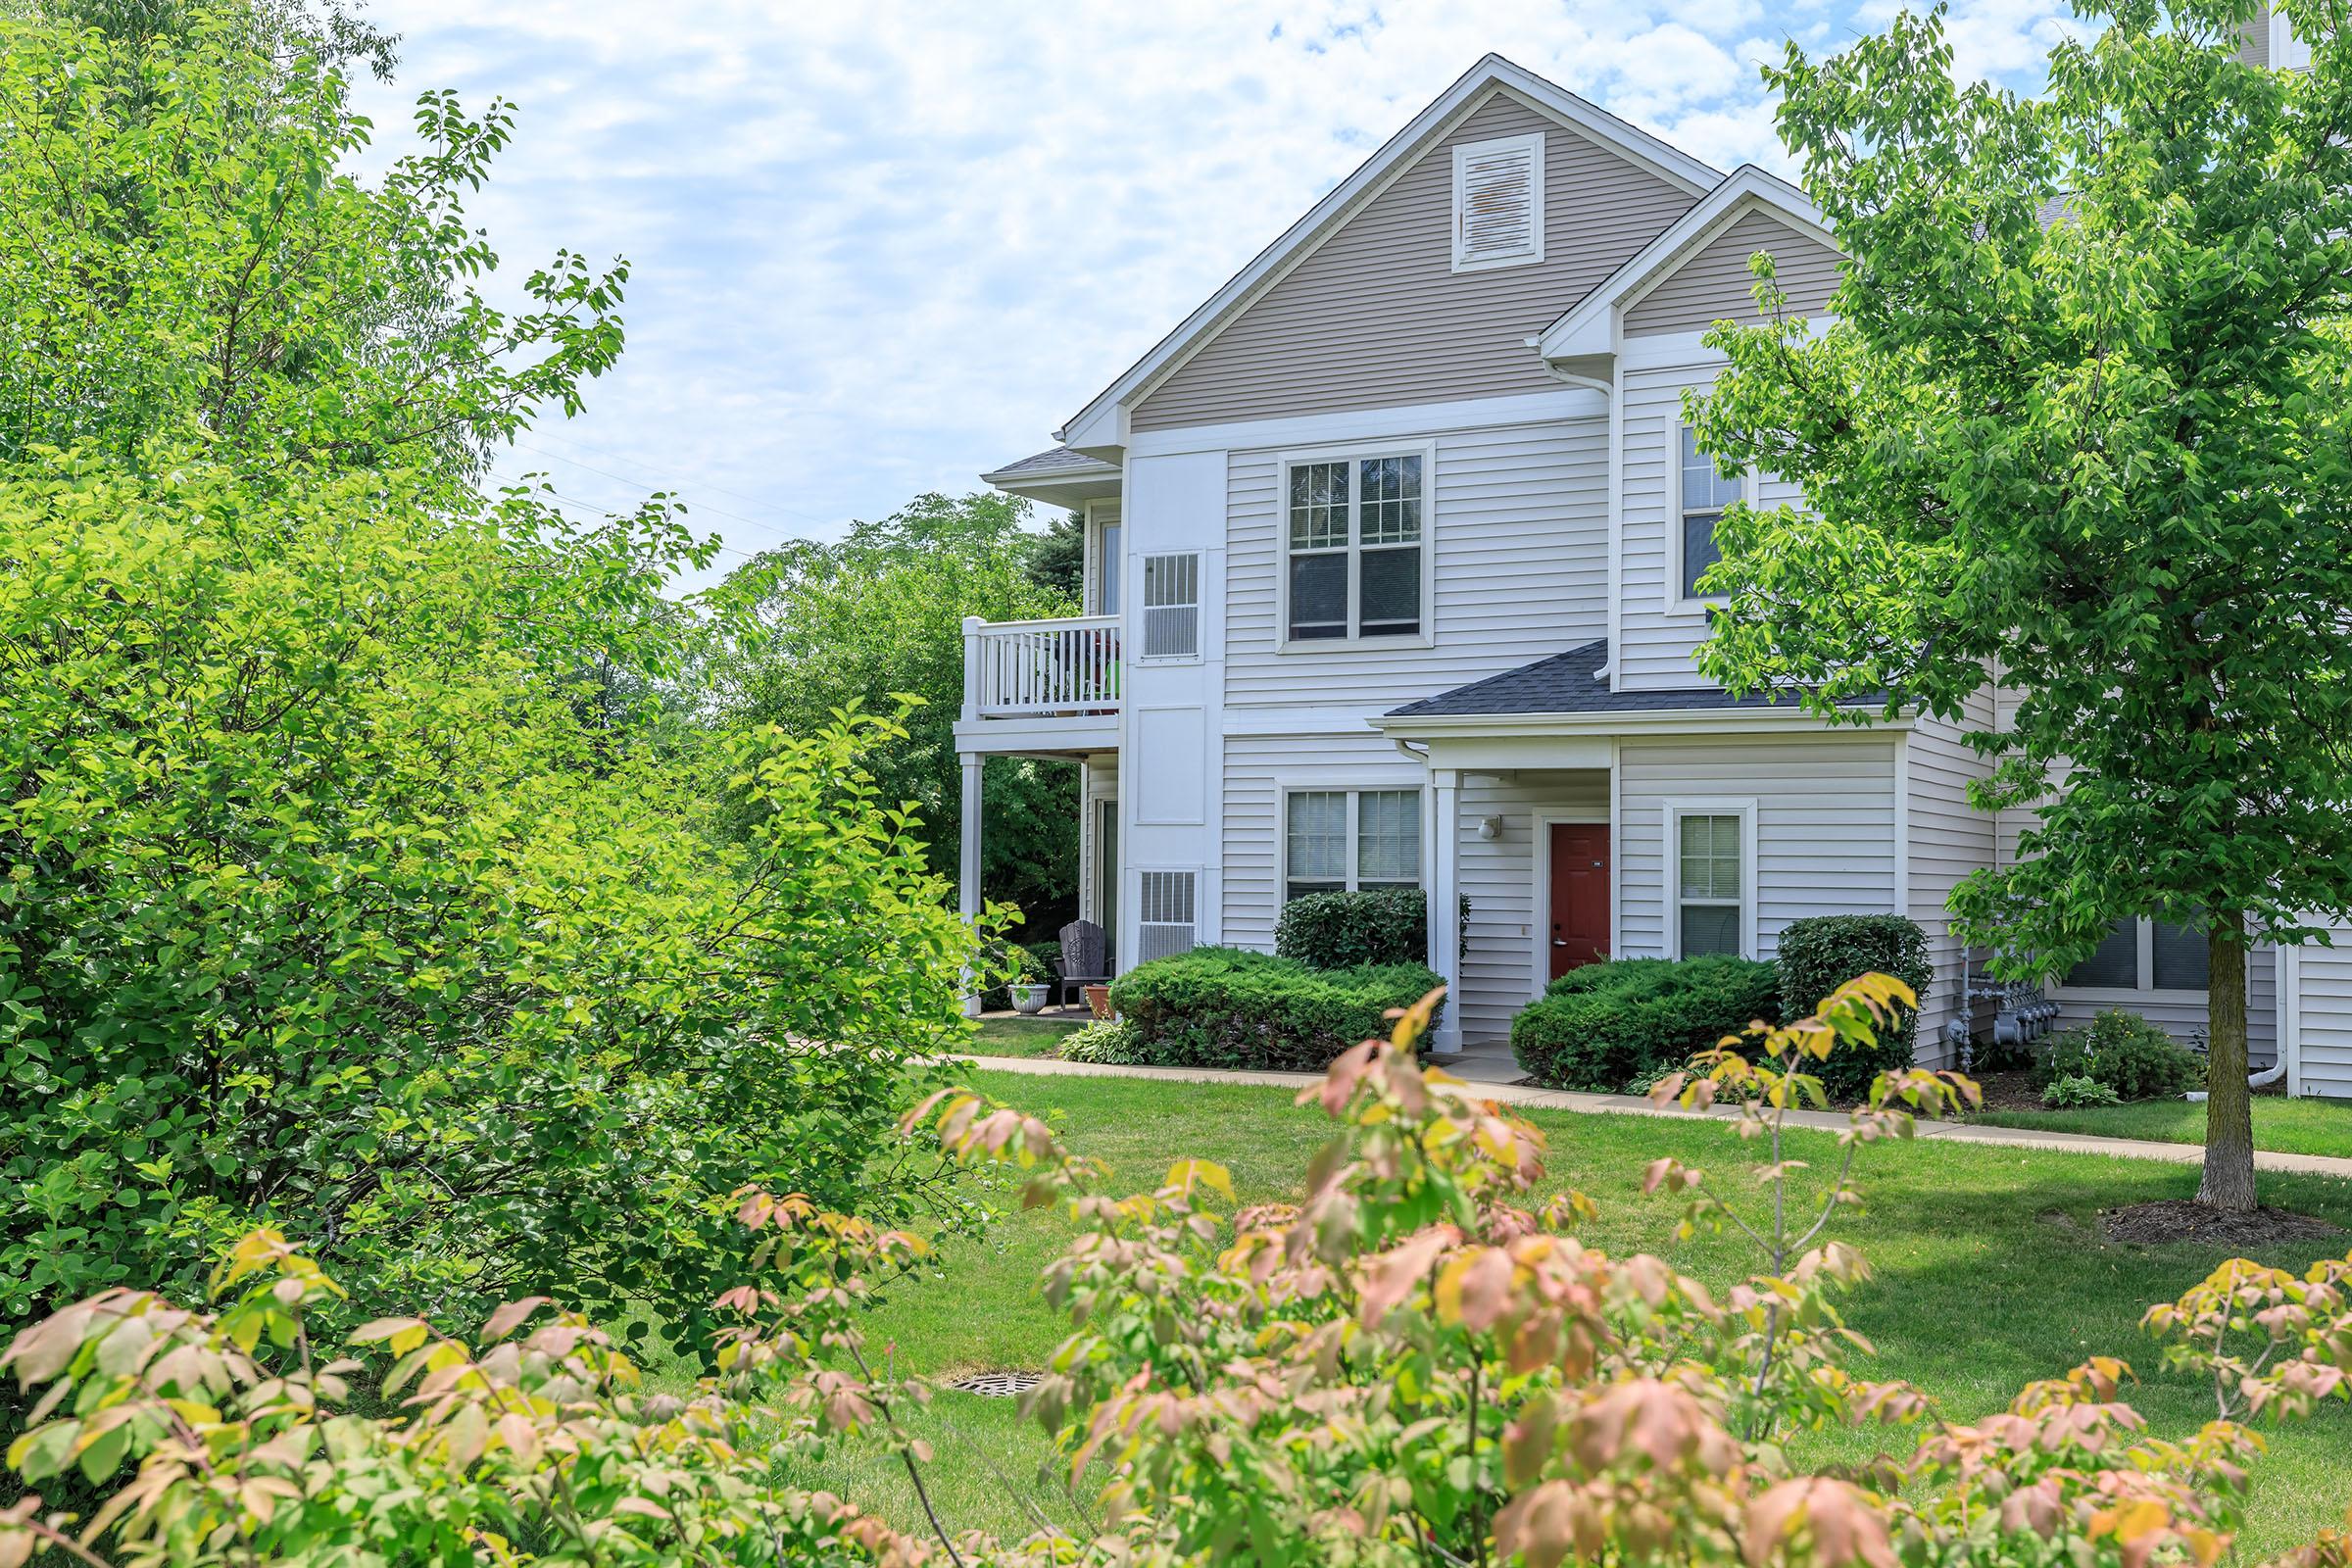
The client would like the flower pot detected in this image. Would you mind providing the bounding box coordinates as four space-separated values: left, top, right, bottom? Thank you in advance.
1083 984 1113 1020
1010 983 1051 1015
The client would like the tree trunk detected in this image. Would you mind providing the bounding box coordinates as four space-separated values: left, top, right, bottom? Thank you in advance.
2196 922 2258 1212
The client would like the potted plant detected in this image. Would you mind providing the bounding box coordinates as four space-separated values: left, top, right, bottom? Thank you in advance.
1083 983 1113 1019
1008 948 1053 1014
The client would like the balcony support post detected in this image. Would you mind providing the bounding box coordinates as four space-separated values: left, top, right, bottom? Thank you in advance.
958 750 984 1018
1428 767 1464 1054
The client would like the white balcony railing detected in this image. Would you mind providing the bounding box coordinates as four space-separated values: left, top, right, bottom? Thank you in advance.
962 614 1121 719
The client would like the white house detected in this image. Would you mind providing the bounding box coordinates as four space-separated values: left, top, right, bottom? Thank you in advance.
954 46 2351 1094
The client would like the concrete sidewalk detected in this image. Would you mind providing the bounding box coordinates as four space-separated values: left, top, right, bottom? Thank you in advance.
953 1053 2352 1182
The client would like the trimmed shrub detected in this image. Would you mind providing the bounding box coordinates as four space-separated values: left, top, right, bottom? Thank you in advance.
1058 1017 1148 1064
2041 1073 2124 1109
1275 887 1470 969
1512 956 1782 1093
1107 947 1445 1071
1774 914 1934 1102
2034 1009 2205 1101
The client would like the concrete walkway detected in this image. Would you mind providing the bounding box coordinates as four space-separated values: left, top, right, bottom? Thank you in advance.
955 1054 2352 1182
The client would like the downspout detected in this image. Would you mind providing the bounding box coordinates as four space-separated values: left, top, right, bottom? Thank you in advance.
1536 352 1617 681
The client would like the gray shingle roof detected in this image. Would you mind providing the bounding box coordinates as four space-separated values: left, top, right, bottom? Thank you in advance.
1385 639 1848 718
984 446 1115 481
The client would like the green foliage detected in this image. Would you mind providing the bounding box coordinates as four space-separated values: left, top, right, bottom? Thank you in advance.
1512 956 1783 1092
712 492 1081 922
1774 914 1933 1102
2035 1010 2207 1101
1272 887 1469 969
0 452 992 1351
1024 509 1087 600
0 4 627 483
1686 0 2352 1197
2042 1073 2126 1109
1056 1017 1148 1064
1106 948 1444 1071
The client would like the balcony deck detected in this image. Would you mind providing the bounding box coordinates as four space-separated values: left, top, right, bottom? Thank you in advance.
953 613 1121 757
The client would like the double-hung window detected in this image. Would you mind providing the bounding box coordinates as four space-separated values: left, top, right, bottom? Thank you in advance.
1672 805 1752 957
1285 451 1427 643
1284 789 1421 903
1678 425 1742 602
2064 916 2213 992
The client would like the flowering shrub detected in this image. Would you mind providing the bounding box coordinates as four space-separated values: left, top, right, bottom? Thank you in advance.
6 976 2350 1568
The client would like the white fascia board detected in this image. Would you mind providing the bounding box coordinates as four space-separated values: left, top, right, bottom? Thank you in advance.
1536 166 1832 362
1125 387 1605 459
1221 705 1396 737
1054 55 1722 446
1371 704 1911 740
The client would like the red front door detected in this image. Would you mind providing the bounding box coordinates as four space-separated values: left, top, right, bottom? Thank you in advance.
1548 823 1610 979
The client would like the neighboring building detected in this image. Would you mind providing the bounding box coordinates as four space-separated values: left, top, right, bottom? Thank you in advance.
956 39 2349 1091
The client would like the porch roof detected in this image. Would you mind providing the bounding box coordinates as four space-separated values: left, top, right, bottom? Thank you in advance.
1384 638 1866 719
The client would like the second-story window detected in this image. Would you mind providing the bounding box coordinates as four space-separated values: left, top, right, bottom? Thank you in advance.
1679 425 1742 602
1285 453 1425 643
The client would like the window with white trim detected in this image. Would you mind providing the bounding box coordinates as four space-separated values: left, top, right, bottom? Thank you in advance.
1284 789 1421 903
2273 9 2313 70
2064 916 2214 992
1451 132 1544 271
1675 811 1745 957
1679 424 1742 601
1136 870 1198 963
1285 453 1425 643
1140 552 1200 659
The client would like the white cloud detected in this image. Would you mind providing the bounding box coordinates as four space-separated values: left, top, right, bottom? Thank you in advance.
349 0 2075 577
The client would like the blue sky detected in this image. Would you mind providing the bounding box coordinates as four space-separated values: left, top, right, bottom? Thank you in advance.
350 0 2083 577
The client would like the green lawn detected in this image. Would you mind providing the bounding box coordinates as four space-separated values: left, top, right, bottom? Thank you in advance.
775 1071 2352 1556
1975 1095 2352 1157
964 1014 1086 1058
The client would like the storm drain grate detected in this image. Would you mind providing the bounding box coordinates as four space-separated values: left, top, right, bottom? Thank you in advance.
945 1370 1041 1398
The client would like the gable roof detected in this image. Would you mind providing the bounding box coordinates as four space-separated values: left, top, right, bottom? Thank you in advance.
1535 164 1832 362
1054 55 1723 451
1382 638 1878 719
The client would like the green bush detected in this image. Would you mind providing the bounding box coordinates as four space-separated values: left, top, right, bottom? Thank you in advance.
1275 888 1469 969
1511 956 1783 1092
1107 948 1445 1071
2034 1010 2205 1101
1774 914 1934 1102
1057 1017 1148 1064
2041 1073 2124 1109
976 937 1059 1010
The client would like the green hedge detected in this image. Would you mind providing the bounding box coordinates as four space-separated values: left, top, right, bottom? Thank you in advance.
2034 1009 2205 1101
1107 947 1445 1071
1274 888 1470 969
1511 956 1782 1092
1774 914 1933 1102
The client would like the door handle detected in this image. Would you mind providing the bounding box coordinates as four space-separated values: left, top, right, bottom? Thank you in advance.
1551 939 1568 948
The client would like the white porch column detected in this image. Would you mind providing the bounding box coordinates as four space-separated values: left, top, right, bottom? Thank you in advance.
958 751 984 1017
1428 767 1464 1054
959 615 985 721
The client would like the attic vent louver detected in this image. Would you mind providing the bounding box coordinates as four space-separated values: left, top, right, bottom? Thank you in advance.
1451 131 1544 272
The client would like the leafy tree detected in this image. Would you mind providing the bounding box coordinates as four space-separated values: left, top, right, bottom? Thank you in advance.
716 492 1083 929
1025 508 1088 600
1689 0 2352 1209
0 453 991 1351
0 0 623 483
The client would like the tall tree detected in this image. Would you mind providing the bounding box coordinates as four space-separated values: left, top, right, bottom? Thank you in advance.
1690 0 2352 1208
714 492 1083 929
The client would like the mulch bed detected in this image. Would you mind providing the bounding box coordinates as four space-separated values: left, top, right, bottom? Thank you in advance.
2099 1199 2345 1248
1965 1068 2044 1113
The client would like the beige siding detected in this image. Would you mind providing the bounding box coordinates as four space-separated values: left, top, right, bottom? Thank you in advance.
1132 91 1697 431
1624 208 1842 338
1617 736 1900 960
1906 697 1997 1067
1224 416 1610 710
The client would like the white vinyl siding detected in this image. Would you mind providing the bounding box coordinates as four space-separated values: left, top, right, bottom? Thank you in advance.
1904 698 1997 1065
1223 734 1419 951
1618 737 1899 960
1456 771 1610 1042
2287 929 2352 1099
1131 92 1698 432
1452 132 1544 271
1227 416 1608 710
